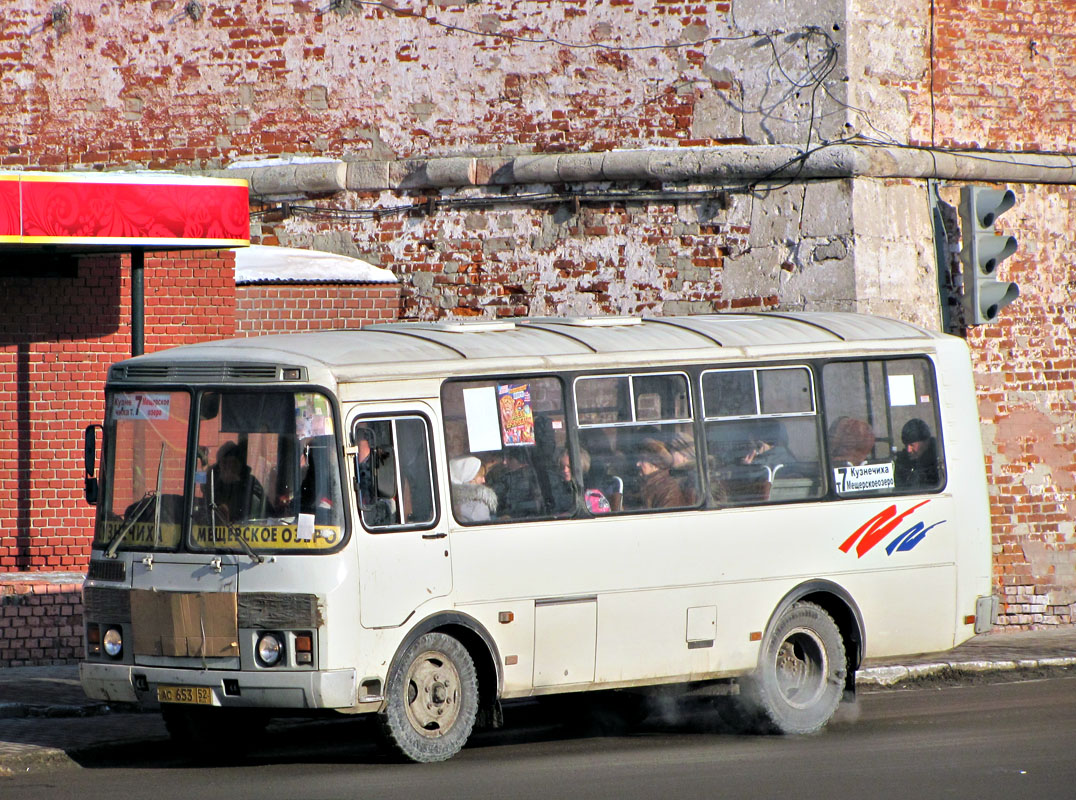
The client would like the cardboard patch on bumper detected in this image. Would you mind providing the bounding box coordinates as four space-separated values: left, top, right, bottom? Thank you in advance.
131 590 239 657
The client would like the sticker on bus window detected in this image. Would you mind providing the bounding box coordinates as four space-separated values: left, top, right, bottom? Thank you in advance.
833 462 895 493
112 393 172 422
296 394 334 439
497 383 536 446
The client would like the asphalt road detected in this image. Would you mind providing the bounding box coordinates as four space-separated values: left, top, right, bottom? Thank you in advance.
6 672 1075 800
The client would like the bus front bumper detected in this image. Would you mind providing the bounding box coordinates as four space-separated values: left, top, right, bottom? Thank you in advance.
80 662 359 711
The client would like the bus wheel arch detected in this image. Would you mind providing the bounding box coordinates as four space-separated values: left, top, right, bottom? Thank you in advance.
378 631 479 762
740 581 864 734
379 612 503 761
770 580 865 697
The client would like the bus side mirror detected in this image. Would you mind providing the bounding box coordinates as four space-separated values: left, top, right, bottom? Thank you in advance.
84 424 102 505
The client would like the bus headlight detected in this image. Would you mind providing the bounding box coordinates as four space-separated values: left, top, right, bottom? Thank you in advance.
102 627 123 659
256 632 284 667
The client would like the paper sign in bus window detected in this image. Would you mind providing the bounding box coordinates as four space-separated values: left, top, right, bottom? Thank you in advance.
834 462 895 493
887 375 916 407
463 386 502 452
498 383 535 446
112 393 172 422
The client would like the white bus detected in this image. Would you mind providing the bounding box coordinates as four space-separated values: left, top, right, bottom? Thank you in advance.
80 312 996 762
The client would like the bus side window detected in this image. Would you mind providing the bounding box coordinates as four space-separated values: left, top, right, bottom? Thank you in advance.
441 377 571 524
353 416 438 531
821 358 945 496
702 366 824 506
575 372 696 513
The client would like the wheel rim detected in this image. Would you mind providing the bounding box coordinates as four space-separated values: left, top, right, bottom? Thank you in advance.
772 626 829 710
403 649 462 738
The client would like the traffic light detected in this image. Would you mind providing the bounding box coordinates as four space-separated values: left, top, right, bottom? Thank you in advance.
959 186 1020 325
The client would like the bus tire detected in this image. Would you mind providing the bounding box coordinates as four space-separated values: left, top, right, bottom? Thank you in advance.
378 632 478 763
742 601 846 735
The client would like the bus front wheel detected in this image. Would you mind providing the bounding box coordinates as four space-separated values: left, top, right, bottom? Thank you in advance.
378 632 479 763
742 601 846 734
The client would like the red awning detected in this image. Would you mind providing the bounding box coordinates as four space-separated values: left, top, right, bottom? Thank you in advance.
0 172 249 250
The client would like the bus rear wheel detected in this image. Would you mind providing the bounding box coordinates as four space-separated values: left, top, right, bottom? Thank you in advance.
742 601 846 734
378 632 478 763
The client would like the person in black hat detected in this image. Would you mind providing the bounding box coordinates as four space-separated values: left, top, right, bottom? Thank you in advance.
894 418 941 488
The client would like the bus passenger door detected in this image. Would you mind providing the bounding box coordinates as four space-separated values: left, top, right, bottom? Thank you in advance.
349 407 451 629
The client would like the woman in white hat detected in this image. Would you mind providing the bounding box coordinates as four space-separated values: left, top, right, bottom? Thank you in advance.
449 456 499 523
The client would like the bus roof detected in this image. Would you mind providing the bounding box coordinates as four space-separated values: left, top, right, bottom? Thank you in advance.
109 312 948 385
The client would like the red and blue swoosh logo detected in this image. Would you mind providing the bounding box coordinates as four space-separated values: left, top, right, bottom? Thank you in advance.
839 500 946 557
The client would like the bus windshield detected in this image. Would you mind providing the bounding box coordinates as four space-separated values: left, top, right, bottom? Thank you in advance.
95 390 192 553
95 389 346 555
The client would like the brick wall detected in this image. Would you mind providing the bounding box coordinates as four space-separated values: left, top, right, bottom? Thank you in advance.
906 0 1076 152
0 579 83 667
0 3 806 167
255 199 758 321
955 184 1076 627
236 284 401 335
0 250 236 572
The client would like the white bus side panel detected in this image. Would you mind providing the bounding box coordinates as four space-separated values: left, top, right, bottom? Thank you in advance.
450 489 962 694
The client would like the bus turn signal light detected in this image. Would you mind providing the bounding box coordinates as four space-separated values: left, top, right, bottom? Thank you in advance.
295 634 313 664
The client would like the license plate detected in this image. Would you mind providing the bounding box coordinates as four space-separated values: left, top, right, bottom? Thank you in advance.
157 685 215 706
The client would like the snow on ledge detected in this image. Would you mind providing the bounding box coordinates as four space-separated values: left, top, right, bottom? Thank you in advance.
233 245 397 285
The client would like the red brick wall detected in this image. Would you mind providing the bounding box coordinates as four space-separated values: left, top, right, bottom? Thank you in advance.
235 284 401 335
0 250 236 572
959 184 1076 627
0 580 83 667
908 1 1076 152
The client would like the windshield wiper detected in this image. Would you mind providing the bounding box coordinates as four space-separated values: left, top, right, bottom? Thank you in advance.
104 492 155 558
105 444 166 559
152 443 165 547
105 441 165 559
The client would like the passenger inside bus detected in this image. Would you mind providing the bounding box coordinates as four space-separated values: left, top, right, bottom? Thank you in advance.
485 448 544 519
633 438 687 509
580 429 624 512
207 441 266 523
449 456 498 522
742 420 795 476
353 426 398 526
667 432 699 504
270 457 300 518
551 448 613 514
827 416 876 467
895 418 941 488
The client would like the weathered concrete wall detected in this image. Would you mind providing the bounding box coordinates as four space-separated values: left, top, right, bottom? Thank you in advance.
850 179 940 328
250 178 911 321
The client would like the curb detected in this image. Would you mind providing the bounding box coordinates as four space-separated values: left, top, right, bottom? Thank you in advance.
857 656 1076 687
0 702 115 720
0 747 79 777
